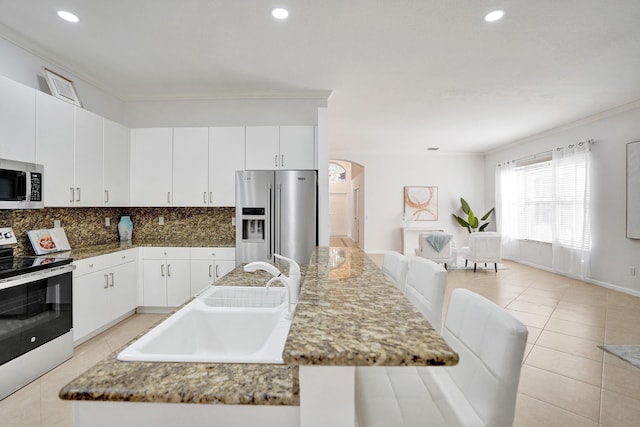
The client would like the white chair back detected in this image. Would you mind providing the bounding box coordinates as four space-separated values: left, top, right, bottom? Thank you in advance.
404 257 447 332
467 232 501 262
382 251 408 292
415 232 453 266
442 288 528 427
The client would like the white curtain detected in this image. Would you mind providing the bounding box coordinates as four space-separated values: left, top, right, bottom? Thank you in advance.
495 160 518 260
551 142 591 279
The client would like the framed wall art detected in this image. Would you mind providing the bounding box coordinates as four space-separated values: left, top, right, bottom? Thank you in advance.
404 186 438 221
627 141 640 239
42 67 82 107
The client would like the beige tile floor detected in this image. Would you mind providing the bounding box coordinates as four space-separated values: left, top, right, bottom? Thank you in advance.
1 255 639 427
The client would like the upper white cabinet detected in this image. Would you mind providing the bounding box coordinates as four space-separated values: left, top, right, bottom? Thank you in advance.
103 119 130 206
245 125 315 170
36 90 130 207
131 126 245 207
0 75 36 163
209 126 245 206
130 128 173 206
36 92 76 206
172 127 209 206
74 108 104 206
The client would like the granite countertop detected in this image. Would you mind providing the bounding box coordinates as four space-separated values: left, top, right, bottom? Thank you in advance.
60 246 458 406
68 238 235 261
283 247 458 366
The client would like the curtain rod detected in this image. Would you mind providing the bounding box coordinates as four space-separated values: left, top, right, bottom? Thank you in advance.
497 139 595 167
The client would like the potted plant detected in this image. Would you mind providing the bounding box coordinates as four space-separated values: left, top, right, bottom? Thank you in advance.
452 198 494 233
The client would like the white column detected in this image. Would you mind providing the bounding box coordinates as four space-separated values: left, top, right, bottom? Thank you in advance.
299 366 355 427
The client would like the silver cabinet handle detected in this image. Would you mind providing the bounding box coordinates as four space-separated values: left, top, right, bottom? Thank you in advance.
275 154 278 167
76 187 81 202
167 264 171 277
104 190 109 203
109 272 114 287
167 192 171 204
104 274 109 289
215 265 220 279
204 192 207 203
209 192 213 204
70 187 74 203
208 264 212 278
161 264 165 277
281 154 284 168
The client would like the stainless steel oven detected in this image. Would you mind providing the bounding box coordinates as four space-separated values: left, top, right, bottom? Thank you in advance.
0 246 74 400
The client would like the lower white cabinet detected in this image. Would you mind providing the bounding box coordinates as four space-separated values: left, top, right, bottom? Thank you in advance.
73 249 138 344
142 247 191 307
190 247 236 296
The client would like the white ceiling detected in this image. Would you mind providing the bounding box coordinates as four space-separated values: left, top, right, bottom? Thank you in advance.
1 0 639 155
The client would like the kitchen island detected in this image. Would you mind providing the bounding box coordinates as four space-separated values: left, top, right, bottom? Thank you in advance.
60 246 458 427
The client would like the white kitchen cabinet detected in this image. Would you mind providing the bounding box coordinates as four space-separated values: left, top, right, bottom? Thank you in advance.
208 126 245 206
72 249 138 344
103 119 130 206
0 74 36 162
74 108 104 206
172 127 209 206
130 128 173 206
36 93 107 206
245 125 315 170
36 92 75 206
189 247 236 296
142 247 191 307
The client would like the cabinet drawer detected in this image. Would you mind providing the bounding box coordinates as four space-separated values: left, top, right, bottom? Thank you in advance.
143 247 190 259
190 247 235 260
73 249 139 277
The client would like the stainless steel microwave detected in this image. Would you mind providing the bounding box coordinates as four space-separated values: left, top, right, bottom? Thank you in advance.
0 159 44 209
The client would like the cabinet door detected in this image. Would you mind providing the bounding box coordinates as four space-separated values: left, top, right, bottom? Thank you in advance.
103 119 130 206
245 126 279 170
0 75 36 162
74 108 104 206
142 259 167 306
279 126 315 170
214 260 236 282
209 126 245 206
131 128 173 206
172 127 209 206
190 259 213 297
166 259 190 306
73 271 110 342
109 261 138 319
36 92 75 206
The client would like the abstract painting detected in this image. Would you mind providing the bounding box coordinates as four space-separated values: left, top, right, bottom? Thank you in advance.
404 186 438 221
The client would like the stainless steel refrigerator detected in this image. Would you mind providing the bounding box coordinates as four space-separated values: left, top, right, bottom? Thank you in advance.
235 170 317 265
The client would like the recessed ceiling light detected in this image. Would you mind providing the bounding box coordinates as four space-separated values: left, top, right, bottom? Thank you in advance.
57 10 79 23
484 10 504 22
272 8 289 20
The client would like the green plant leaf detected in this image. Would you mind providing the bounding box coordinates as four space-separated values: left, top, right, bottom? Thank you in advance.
481 208 495 221
452 214 470 228
461 198 471 214
468 211 478 228
479 222 490 231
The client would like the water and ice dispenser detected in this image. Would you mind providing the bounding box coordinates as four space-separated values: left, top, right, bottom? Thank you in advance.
241 208 265 241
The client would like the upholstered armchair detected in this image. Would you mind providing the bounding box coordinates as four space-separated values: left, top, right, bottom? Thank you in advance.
459 232 502 272
414 232 454 269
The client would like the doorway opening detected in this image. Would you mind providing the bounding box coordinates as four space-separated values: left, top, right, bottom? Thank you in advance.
328 160 365 249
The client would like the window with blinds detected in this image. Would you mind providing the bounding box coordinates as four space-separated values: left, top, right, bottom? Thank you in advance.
513 159 553 243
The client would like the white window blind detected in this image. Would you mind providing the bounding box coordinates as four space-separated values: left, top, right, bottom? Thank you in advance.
513 160 553 243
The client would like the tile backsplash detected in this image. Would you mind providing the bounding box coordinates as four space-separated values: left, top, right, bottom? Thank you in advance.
0 207 235 256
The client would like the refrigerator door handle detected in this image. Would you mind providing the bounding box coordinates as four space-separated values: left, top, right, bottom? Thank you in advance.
275 183 282 257
267 183 274 261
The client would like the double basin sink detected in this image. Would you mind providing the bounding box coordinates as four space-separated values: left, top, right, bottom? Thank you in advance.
117 286 292 364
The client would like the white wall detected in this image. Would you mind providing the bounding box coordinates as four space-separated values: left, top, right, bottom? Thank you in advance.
332 152 486 253
485 103 640 295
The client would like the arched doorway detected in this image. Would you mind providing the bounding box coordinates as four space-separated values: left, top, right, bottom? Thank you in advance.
328 160 365 249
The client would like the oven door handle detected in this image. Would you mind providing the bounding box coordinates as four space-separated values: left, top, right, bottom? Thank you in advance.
0 264 76 291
